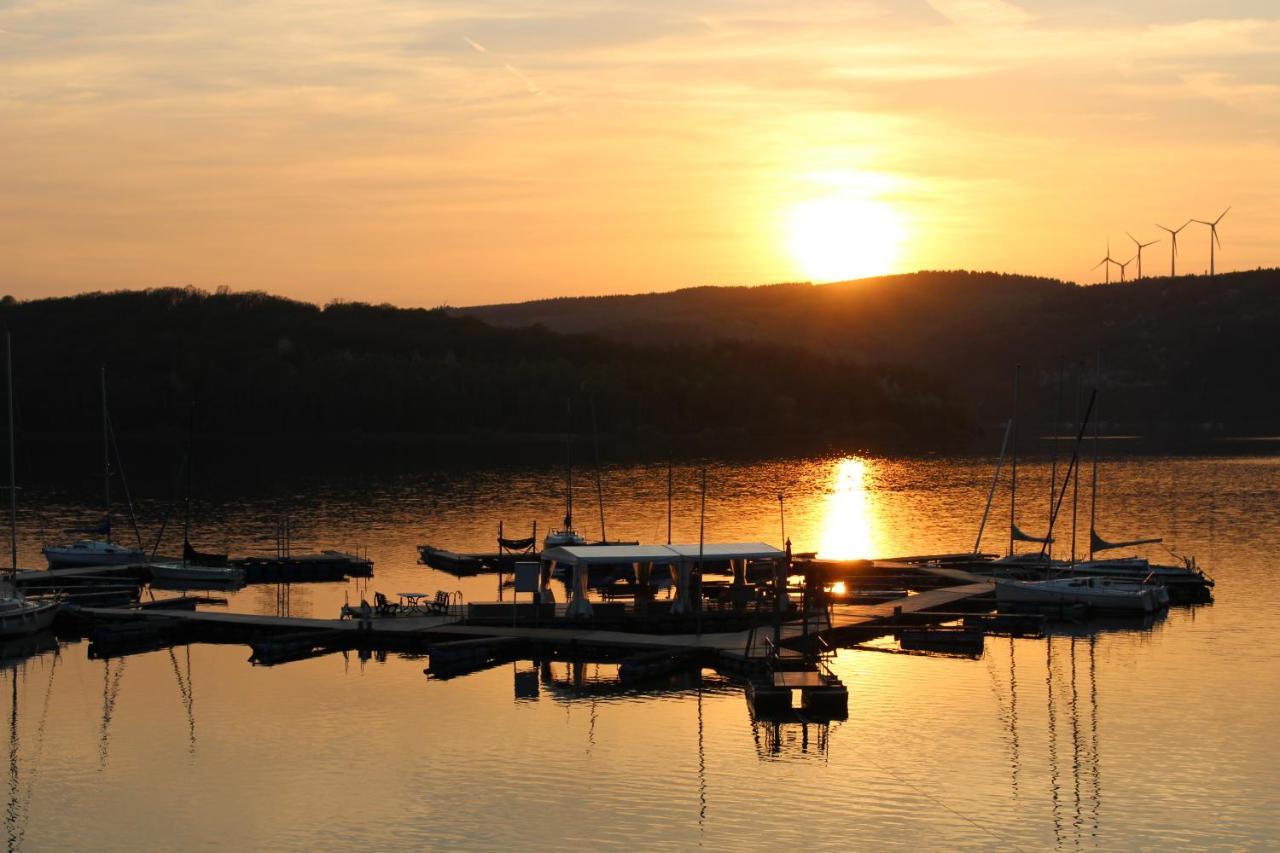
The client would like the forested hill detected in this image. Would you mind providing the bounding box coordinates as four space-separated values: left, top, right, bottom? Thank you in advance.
0 288 964 451
458 269 1280 435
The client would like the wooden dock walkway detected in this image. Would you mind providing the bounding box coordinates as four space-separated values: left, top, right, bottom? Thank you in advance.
69 574 995 660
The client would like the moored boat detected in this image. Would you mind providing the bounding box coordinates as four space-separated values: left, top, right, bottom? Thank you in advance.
43 538 145 569
148 561 245 584
0 593 58 638
996 575 1161 613
2 333 61 637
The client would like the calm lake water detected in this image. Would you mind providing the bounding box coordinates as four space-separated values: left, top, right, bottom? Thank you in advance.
3 451 1279 850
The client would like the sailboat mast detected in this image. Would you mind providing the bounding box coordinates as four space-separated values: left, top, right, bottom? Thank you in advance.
1009 365 1020 557
666 461 673 545
7 334 16 576
1088 354 1102 560
183 405 195 566
1071 364 1081 564
101 366 111 543
563 399 573 530
1048 362 1063 560
590 400 606 542
975 419 1012 554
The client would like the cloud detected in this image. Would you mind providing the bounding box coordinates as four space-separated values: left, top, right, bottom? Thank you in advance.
463 35 548 98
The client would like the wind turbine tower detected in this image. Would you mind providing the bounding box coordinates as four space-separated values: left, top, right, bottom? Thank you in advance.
1155 220 1191 277
1092 240 1118 284
1192 207 1230 276
1116 255 1135 283
1126 232 1159 279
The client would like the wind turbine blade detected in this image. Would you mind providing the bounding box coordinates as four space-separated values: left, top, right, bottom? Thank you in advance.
1216 206 1231 224
1214 228 1222 248
1127 231 1139 245
1093 259 1107 270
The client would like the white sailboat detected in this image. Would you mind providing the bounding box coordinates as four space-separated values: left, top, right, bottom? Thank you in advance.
995 382 1169 613
42 368 145 569
0 334 58 638
1069 378 1209 602
148 411 242 585
545 408 587 550
996 575 1161 613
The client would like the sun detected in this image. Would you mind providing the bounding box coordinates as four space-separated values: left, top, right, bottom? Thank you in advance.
786 195 906 282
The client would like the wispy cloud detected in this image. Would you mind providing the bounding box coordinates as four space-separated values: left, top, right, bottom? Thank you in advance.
0 0 1276 302
464 35 548 98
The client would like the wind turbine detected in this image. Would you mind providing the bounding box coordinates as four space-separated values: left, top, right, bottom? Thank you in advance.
1092 240 1118 284
1155 220 1191 277
1192 207 1230 276
1126 232 1159 280
1116 255 1136 283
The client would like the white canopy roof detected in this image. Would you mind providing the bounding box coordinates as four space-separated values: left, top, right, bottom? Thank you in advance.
665 543 785 561
542 542 784 566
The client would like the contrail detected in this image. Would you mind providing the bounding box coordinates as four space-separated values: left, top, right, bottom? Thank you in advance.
463 36 548 98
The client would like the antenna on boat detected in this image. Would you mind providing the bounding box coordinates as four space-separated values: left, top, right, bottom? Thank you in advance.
7 332 16 577
778 493 786 545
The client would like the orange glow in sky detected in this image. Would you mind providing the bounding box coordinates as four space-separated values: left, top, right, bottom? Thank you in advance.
1 1 1276 305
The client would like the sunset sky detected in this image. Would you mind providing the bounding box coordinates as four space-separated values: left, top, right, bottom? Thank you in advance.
2 0 1277 306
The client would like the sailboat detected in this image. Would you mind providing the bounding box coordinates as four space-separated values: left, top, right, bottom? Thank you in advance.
149 410 241 584
1063 393 1212 602
543 403 588 550
0 334 59 638
988 366 1056 573
994 388 1164 614
41 368 145 569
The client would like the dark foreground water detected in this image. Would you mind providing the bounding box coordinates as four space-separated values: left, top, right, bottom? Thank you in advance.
3 453 1279 850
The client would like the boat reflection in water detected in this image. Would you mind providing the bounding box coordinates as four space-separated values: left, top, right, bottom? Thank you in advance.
4 634 61 852
988 624 1146 850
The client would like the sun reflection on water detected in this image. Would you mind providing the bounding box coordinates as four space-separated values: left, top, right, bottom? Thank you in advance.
818 456 877 559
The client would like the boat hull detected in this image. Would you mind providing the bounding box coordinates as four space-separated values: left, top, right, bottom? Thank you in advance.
43 546 145 569
148 563 245 583
996 578 1157 613
0 600 58 638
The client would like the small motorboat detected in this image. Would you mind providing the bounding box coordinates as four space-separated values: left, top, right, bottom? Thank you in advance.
43 538 145 569
996 575 1162 614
